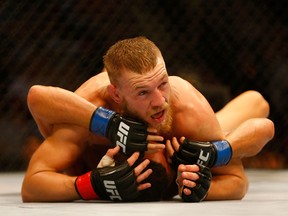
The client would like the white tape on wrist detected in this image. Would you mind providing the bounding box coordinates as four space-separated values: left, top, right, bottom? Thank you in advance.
97 155 115 168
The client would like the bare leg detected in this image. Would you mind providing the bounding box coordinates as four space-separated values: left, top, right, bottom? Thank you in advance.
216 90 270 132
225 118 274 158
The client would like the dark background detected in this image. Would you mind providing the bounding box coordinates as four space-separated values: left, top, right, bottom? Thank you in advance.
0 0 287 171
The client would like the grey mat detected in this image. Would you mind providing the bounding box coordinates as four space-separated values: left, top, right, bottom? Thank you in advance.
1 170 288 216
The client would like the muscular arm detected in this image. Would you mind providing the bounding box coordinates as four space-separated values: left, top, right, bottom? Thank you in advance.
206 159 248 200
207 118 274 200
173 77 274 159
169 78 275 200
27 85 96 137
173 117 274 200
21 125 88 202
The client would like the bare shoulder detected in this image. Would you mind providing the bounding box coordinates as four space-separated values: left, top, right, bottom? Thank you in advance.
77 72 110 92
75 72 110 105
168 75 223 140
168 76 200 105
169 75 191 88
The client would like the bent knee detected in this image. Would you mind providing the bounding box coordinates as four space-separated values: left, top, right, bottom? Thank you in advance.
244 90 270 117
27 85 44 109
263 118 275 140
253 118 275 143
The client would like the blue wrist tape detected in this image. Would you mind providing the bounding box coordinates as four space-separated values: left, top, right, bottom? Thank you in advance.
89 107 115 136
212 140 232 167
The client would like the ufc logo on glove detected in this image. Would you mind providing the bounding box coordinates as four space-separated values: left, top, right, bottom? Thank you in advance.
104 180 122 201
116 122 130 153
197 149 210 165
90 107 148 155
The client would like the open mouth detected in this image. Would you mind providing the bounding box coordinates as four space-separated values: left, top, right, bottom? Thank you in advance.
151 110 165 122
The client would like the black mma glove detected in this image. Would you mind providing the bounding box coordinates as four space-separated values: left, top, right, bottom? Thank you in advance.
172 138 232 168
89 107 148 155
181 164 212 202
75 161 139 201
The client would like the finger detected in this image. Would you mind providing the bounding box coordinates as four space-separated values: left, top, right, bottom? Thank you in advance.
178 164 199 172
147 143 165 151
171 137 180 151
183 187 192 196
137 183 151 191
147 127 158 134
165 149 172 165
147 134 164 142
183 179 197 188
166 139 174 157
180 136 186 143
176 175 183 187
134 159 150 176
178 186 183 196
105 146 120 158
126 152 140 167
136 168 152 183
176 180 184 195
178 164 186 172
184 164 200 172
182 171 199 181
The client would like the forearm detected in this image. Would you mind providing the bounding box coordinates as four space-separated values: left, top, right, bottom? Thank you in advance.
205 161 249 200
22 172 79 202
226 118 274 159
21 127 87 202
206 176 247 200
28 85 96 136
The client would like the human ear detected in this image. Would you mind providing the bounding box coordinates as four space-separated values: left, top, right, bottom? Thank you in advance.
107 84 122 104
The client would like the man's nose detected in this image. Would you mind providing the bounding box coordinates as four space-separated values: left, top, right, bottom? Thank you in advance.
150 89 165 107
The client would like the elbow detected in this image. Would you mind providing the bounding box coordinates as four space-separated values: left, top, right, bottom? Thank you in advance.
234 175 249 200
21 181 33 202
207 170 249 201
227 170 250 200
21 191 31 203
21 175 41 202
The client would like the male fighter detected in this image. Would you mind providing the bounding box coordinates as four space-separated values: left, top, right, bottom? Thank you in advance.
22 37 274 202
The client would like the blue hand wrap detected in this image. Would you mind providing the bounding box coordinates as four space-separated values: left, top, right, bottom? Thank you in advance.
212 140 232 167
90 107 115 136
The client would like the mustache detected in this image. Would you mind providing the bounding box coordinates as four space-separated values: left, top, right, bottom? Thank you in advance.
149 103 169 115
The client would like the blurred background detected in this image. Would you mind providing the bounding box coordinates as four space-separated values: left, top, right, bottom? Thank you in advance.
0 0 287 171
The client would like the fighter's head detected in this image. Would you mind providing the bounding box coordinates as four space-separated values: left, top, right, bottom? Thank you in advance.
104 37 172 133
104 36 162 85
114 152 170 201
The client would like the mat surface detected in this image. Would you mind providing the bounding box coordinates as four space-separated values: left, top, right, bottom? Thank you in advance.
1 170 288 215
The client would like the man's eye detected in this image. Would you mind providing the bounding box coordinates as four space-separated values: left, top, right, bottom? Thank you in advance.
139 91 148 96
160 82 167 88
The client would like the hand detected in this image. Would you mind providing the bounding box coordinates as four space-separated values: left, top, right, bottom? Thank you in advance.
176 164 212 202
112 146 152 192
89 107 148 155
167 136 232 168
75 146 152 201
